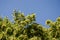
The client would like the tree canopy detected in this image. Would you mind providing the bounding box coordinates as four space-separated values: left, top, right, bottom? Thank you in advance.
0 10 60 40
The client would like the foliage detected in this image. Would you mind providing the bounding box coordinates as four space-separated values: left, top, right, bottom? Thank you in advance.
0 10 60 40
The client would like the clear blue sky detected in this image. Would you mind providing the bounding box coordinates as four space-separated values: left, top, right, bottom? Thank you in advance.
0 0 60 27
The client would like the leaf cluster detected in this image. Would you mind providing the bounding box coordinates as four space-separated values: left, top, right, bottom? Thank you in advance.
0 10 60 40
